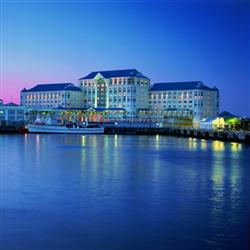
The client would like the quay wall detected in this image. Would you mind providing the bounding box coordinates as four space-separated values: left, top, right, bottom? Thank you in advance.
1 122 249 143
0 121 25 133
104 126 250 143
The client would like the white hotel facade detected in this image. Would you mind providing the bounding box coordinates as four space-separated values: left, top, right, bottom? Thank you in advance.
147 81 219 123
78 69 150 119
19 69 219 125
20 83 84 109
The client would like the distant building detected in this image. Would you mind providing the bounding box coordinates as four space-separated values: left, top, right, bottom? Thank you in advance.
20 83 84 109
148 81 219 125
0 99 3 106
78 69 150 119
0 102 27 124
200 117 225 130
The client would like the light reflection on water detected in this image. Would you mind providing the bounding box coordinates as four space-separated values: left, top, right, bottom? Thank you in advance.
0 134 249 250
209 139 247 249
210 143 226 248
212 140 225 152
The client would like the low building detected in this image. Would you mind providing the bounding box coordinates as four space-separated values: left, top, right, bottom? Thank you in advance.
0 102 27 125
20 83 84 109
137 108 193 123
218 111 241 130
200 117 225 130
78 69 150 119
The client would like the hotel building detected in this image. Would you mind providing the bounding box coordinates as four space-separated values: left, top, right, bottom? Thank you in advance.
78 69 150 119
20 83 84 109
140 81 219 125
18 71 220 126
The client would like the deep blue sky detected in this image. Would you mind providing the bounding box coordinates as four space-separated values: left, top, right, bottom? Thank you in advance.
1 0 250 116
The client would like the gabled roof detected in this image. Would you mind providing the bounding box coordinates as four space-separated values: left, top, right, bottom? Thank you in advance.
78 69 149 80
150 81 218 91
21 83 82 92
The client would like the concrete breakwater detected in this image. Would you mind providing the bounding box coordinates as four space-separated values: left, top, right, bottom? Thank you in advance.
104 127 250 143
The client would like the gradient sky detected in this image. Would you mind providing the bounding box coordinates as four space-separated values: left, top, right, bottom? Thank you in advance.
0 0 249 116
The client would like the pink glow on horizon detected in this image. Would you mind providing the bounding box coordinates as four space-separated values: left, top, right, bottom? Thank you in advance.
1 70 80 105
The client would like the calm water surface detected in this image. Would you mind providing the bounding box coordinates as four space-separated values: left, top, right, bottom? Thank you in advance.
0 134 249 250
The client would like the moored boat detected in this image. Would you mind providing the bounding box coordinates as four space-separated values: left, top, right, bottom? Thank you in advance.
27 124 104 134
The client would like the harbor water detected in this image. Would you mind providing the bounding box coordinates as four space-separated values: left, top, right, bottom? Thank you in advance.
0 134 249 250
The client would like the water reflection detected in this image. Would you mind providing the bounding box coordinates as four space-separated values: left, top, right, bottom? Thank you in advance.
81 135 86 147
200 139 208 151
79 136 122 191
228 143 243 226
80 136 87 179
155 134 160 150
0 134 249 250
24 133 28 149
209 141 226 248
188 137 197 150
212 140 225 152
208 139 247 248
230 142 242 152
229 142 242 183
114 134 118 148
35 134 40 163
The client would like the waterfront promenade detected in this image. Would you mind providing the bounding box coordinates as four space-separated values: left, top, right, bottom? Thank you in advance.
1 122 250 143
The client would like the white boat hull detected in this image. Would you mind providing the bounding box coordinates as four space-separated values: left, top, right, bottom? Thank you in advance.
27 124 104 134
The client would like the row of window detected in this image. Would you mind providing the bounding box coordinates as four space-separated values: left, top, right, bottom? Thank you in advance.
25 100 67 104
81 79 148 86
109 98 137 102
150 95 207 101
26 104 72 108
150 90 209 96
150 105 193 109
139 110 193 114
23 93 71 99
149 100 193 104
83 88 138 94
84 97 145 102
